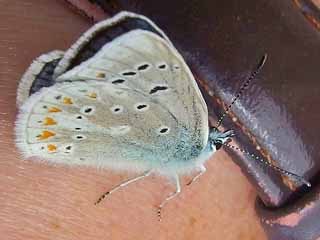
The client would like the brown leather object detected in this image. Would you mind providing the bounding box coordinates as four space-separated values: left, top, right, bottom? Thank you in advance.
67 0 320 206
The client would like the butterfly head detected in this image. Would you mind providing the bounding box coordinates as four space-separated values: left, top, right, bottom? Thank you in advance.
208 128 235 152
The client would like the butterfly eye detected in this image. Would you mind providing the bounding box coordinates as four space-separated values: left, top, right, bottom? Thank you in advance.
110 105 124 114
213 140 223 150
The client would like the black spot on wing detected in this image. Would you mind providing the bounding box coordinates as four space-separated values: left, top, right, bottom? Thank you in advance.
122 71 136 76
137 104 147 110
112 79 125 84
149 86 168 94
158 64 167 69
137 64 150 71
160 128 169 133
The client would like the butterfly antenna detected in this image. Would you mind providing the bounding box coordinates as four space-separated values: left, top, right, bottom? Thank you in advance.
215 54 268 128
216 54 311 187
223 142 311 187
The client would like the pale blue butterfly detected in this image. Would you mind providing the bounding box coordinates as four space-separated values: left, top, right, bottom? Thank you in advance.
15 11 310 220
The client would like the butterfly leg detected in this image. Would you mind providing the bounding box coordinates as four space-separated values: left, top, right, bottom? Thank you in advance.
186 165 206 186
95 170 152 205
158 174 181 221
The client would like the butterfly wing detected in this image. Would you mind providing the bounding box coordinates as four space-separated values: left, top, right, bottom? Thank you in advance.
16 30 209 175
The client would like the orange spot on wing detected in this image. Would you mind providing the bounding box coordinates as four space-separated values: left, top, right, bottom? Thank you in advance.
47 144 57 152
87 92 97 99
43 117 57 126
37 130 56 140
48 107 61 113
63 97 73 104
96 72 106 78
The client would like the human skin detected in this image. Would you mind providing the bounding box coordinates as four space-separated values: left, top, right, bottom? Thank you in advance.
0 1 266 239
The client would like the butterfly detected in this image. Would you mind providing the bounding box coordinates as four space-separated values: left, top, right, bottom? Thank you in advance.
15 11 310 219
